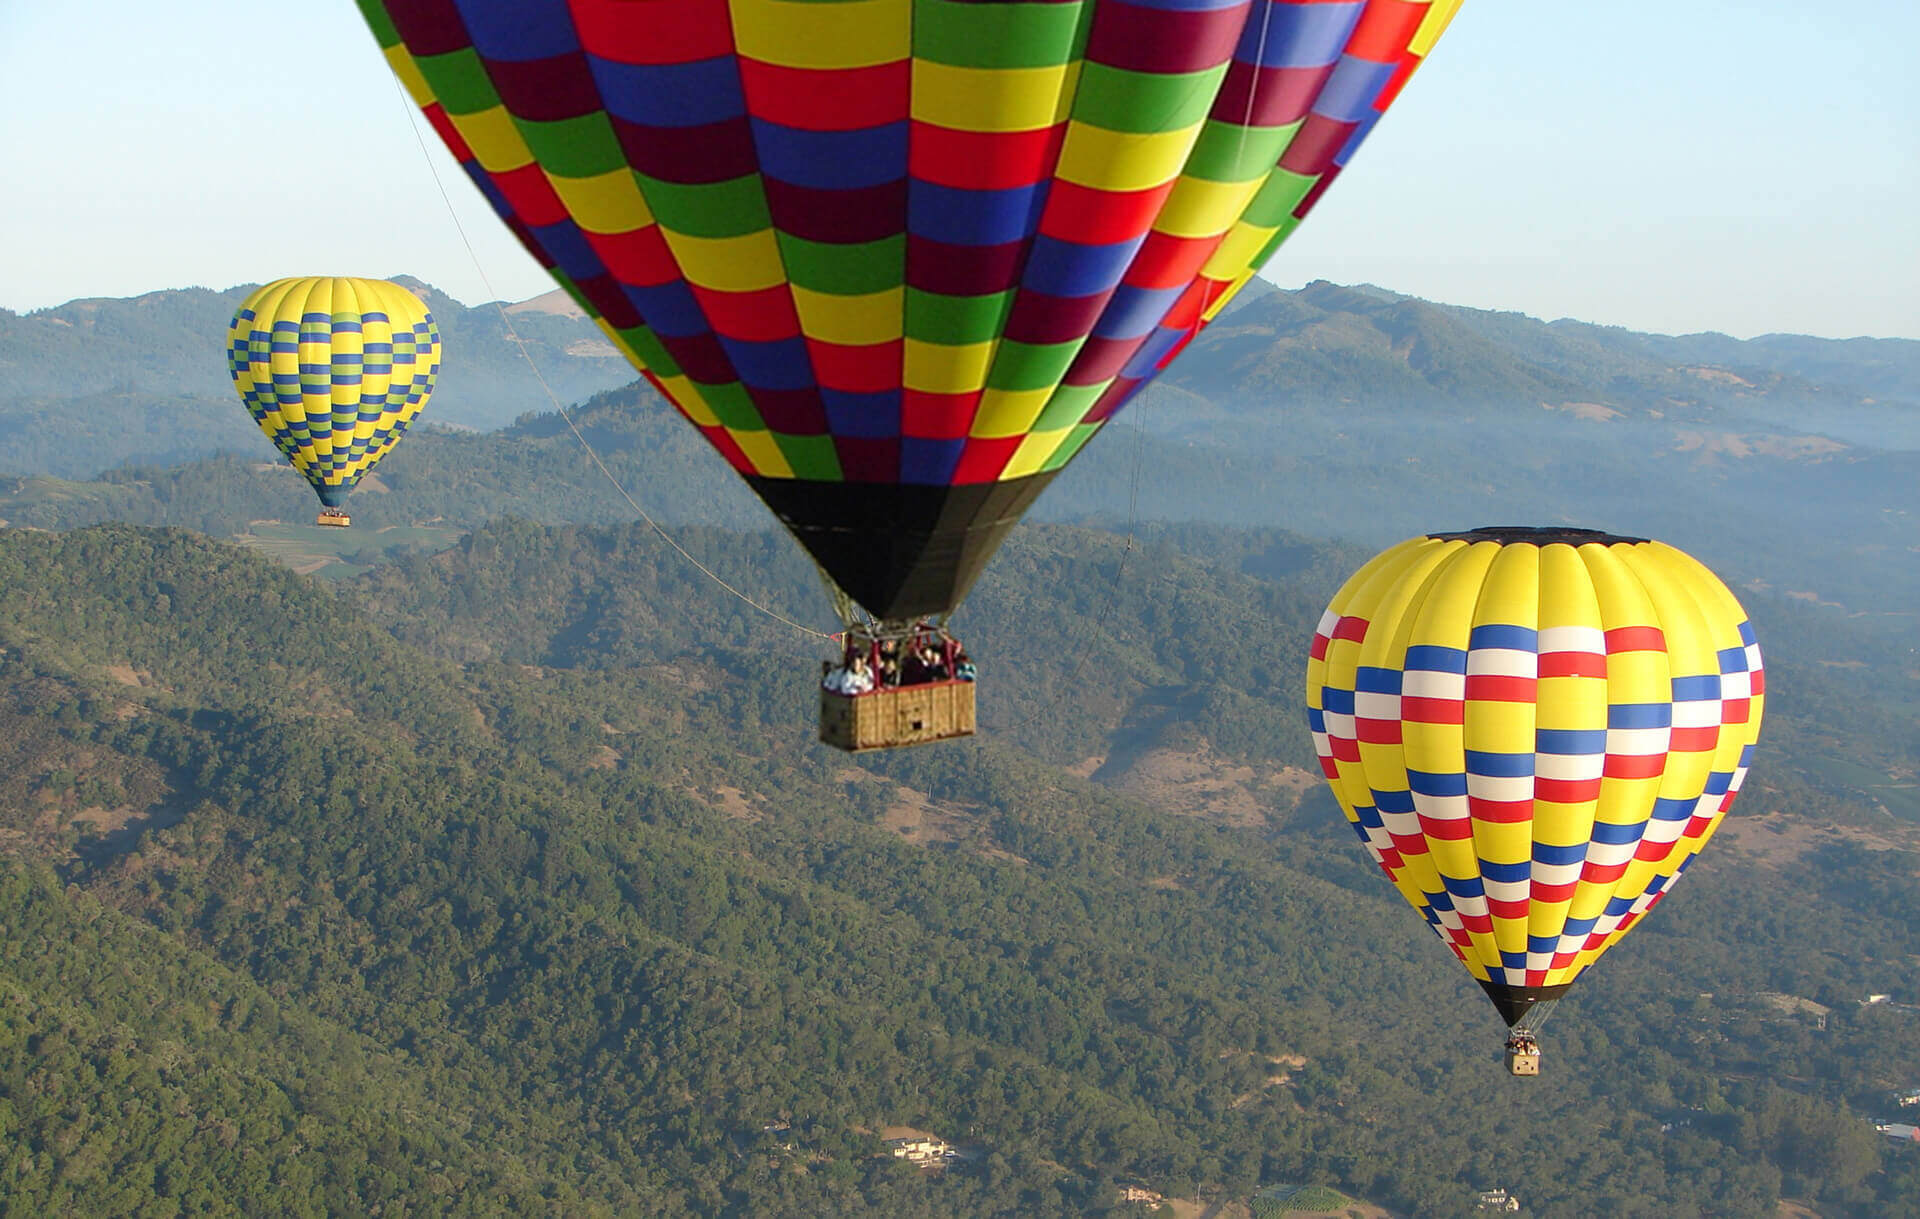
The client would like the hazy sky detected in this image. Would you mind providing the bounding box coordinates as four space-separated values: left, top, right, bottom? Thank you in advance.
4 1 1915 339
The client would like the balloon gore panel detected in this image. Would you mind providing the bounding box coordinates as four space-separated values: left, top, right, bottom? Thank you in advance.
359 0 1459 615
1304 532 1765 1027
226 276 440 508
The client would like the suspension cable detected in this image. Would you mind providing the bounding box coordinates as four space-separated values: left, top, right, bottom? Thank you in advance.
386 72 834 642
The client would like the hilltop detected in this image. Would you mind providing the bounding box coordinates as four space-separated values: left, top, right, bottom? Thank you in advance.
0 521 1916 1215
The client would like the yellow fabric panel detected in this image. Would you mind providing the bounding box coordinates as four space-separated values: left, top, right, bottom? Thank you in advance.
1401 544 1497 965
731 0 909 68
726 427 794 478
969 387 1052 439
260 279 310 440
550 169 654 234
595 319 656 380
1411 0 1464 56
912 63 1077 132
1054 122 1207 192
1474 539 1543 627
451 106 536 174
1201 220 1280 284
382 45 435 108
1528 896 1575 950
1310 542 1396 825
1000 427 1072 480
660 229 785 293
792 286 903 345
1621 545 1719 680
1153 176 1265 240
1657 543 1766 790
1348 538 1461 903
654 374 720 427
1200 269 1260 322
904 338 994 394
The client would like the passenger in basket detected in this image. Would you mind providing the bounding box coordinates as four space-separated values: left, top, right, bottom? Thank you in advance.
823 652 873 696
919 645 950 682
953 650 977 682
900 643 928 685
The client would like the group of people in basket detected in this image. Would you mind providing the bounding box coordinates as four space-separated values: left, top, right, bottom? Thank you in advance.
822 632 976 696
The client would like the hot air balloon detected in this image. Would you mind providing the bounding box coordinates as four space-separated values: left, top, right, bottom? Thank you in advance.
227 277 442 527
1304 528 1765 1073
357 0 1458 746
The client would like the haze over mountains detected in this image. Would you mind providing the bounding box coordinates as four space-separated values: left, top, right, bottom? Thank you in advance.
5 278 1915 610
1 281 1917 1216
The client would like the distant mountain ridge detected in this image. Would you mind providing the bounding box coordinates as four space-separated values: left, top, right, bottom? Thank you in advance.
5 276 1915 613
0 280 635 469
1174 280 1918 419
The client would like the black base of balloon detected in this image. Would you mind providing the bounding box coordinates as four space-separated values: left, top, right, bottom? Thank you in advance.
1479 979 1575 1027
745 473 1061 621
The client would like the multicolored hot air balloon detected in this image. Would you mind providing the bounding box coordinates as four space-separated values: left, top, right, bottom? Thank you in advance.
1305 528 1765 1072
226 277 441 527
357 0 1459 618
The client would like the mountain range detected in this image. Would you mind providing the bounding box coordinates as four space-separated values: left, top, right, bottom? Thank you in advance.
1 279 1917 1215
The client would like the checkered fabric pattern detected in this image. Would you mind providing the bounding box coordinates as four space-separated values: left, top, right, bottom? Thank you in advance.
227 277 441 508
1304 532 1766 1006
358 0 1457 487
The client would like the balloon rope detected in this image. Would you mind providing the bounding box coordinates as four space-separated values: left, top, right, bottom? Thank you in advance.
385 73 834 643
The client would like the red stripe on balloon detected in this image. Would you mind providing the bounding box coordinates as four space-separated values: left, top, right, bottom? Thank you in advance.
422 104 472 161
1535 777 1601 804
692 284 800 343
909 123 1065 191
487 163 568 227
1605 626 1666 653
1465 675 1536 703
1539 651 1607 679
1038 181 1175 244
1346 0 1430 63
574 0 735 64
738 59 909 131
901 390 976 441
809 339 902 394
585 226 681 287
1418 815 1474 842
1401 697 1463 724
1603 753 1666 780
953 437 1022 484
1127 231 1223 291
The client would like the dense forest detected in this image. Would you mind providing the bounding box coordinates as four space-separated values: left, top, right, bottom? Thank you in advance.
1 522 1916 1216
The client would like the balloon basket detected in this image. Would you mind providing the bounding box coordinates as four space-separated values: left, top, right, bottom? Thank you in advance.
820 682 975 752
315 510 351 528
1505 1033 1541 1077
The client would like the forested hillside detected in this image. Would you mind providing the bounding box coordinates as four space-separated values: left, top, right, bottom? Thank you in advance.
1 523 1916 1216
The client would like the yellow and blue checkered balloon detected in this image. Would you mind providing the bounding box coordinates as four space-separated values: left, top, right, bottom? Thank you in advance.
227 277 441 509
1305 528 1765 1029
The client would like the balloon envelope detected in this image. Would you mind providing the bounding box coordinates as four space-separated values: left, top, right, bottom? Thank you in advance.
1304 528 1765 1026
227 277 441 508
358 0 1458 618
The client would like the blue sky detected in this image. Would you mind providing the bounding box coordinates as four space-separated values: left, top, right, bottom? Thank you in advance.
3 1 1915 339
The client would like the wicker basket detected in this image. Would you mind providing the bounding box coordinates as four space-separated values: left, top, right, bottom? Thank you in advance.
820 681 976 752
